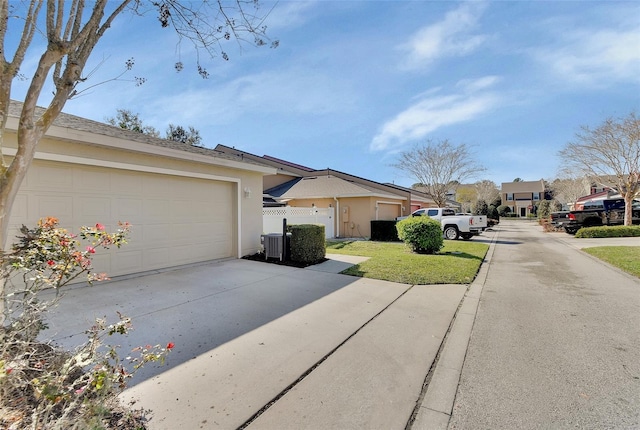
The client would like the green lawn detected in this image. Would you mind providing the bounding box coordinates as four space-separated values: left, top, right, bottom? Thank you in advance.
326 240 489 284
582 246 640 278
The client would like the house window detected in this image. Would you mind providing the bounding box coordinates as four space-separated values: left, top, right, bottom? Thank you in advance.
533 192 540 201
507 193 514 201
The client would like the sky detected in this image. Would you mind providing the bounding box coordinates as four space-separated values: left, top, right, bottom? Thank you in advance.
8 1 640 188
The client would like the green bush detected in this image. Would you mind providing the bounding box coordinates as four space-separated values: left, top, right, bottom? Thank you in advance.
537 200 551 219
396 216 443 254
370 220 400 241
575 225 640 238
288 224 326 263
497 205 511 216
474 199 489 216
487 205 500 221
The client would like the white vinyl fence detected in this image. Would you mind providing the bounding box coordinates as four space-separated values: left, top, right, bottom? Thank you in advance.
263 207 335 238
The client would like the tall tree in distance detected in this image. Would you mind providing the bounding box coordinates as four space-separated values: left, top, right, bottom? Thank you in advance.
106 109 160 137
0 0 277 253
475 179 500 204
107 109 202 146
166 124 202 147
550 176 590 209
558 111 640 225
394 139 486 207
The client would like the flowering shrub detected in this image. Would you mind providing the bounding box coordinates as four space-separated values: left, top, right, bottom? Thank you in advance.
0 217 173 429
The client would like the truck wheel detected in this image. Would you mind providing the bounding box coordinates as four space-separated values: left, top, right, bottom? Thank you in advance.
564 227 577 235
444 226 459 240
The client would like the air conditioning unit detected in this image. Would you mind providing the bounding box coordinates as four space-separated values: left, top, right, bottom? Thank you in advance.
262 233 284 260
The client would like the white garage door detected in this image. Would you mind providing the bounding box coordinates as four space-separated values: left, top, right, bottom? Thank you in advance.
10 159 236 277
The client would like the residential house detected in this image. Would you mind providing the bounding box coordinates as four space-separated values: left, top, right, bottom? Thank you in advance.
501 180 545 217
5 101 275 278
215 144 438 238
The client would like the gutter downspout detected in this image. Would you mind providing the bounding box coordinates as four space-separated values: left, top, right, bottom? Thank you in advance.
334 197 340 238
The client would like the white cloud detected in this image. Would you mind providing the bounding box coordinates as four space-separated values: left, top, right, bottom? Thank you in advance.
260 1 319 31
400 2 488 69
142 66 357 127
370 76 501 151
535 24 640 86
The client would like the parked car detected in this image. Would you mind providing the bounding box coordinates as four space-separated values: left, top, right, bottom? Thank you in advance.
397 208 487 240
563 199 640 234
550 211 570 227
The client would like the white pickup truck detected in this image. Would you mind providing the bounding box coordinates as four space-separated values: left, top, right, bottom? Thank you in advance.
397 208 487 240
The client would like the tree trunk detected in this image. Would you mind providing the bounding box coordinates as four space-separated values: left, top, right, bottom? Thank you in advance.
624 194 633 226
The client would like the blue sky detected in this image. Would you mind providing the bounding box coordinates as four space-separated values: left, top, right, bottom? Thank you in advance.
10 1 640 188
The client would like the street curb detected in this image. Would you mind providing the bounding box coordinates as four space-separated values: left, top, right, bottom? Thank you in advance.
411 228 500 429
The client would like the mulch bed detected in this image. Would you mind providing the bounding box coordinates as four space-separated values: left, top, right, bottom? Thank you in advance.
242 252 326 268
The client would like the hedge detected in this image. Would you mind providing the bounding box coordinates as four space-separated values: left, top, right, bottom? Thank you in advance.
575 225 640 238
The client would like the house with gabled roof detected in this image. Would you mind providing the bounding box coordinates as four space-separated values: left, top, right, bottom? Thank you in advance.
4 101 276 278
215 144 439 238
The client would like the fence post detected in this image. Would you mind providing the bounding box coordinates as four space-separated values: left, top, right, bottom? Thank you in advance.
282 218 287 261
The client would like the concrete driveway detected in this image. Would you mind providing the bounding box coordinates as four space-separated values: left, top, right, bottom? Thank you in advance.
44 253 470 429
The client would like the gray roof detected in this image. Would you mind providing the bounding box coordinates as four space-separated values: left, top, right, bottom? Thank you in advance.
501 180 545 193
8 100 268 168
266 174 404 200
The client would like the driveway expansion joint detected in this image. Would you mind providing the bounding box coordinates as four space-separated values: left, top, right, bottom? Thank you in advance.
237 283 415 429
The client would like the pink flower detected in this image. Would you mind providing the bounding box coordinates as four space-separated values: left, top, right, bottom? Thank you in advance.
86 246 96 254
95 223 105 231
166 342 175 350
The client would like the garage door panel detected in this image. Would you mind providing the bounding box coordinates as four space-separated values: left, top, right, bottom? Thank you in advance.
115 198 142 220
143 248 169 269
112 173 143 195
112 250 143 274
91 253 111 274
77 196 111 220
143 223 172 243
169 223 193 241
143 199 170 222
125 225 144 246
36 194 74 220
74 169 110 192
143 176 171 197
11 194 28 220
32 164 73 190
173 201 195 219
13 160 236 278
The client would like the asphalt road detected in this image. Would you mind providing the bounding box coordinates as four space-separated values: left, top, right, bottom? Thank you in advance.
448 220 640 429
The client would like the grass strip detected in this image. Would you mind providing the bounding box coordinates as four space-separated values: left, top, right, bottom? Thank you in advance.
582 246 640 278
326 240 489 284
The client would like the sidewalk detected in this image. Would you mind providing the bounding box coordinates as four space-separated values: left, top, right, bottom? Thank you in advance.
116 253 469 429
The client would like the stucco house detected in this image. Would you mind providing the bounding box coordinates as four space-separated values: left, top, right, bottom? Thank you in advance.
215 145 437 238
501 179 545 216
4 102 275 278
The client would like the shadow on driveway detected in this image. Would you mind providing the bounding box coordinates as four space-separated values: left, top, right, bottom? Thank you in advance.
43 259 362 386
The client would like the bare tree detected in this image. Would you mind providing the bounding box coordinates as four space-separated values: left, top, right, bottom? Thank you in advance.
394 139 486 207
558 112 640 225
550 176 591 209
455 186 477 213
475 179 500 205
0 0 276 251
